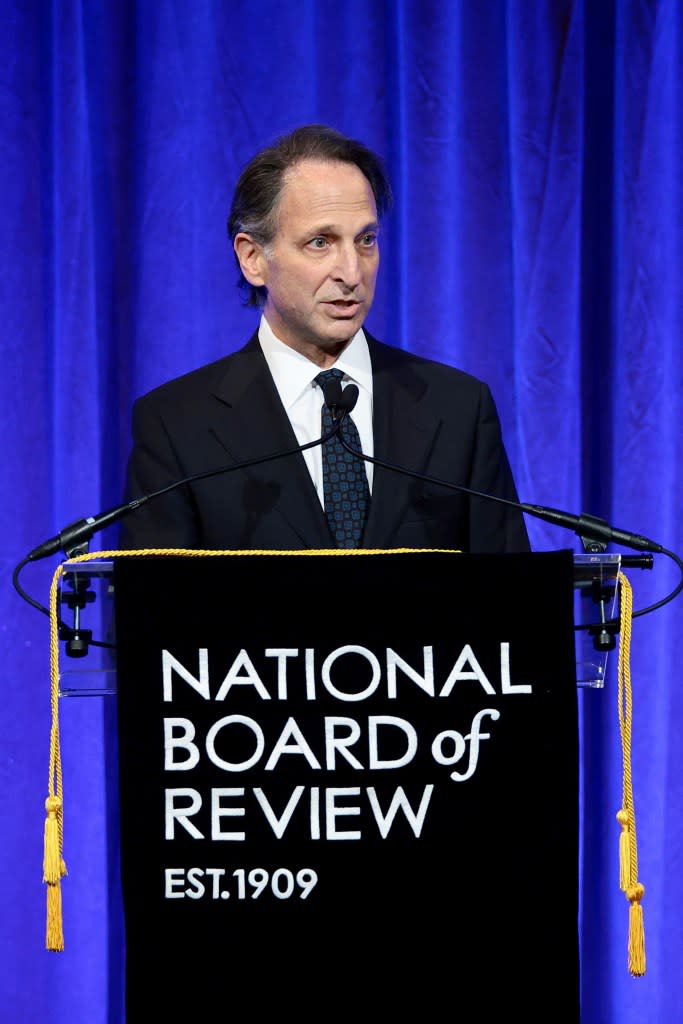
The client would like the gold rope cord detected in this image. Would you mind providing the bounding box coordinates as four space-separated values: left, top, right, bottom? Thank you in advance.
616 571 645 976
44 546 461 949
46 548 647 979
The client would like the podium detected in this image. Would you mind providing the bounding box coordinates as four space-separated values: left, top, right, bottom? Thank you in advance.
57 548 577 1021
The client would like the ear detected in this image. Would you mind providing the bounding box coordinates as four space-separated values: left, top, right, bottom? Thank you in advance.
234 233 268 288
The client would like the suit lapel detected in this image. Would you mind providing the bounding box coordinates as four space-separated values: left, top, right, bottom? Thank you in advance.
199 332 440 550
362 337 442 547
207 335 333 548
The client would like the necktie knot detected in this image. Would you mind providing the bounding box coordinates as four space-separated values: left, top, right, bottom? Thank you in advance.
314 368 345 388
315 368 345 409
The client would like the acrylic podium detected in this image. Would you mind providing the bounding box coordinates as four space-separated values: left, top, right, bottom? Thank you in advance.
56 549 622 1021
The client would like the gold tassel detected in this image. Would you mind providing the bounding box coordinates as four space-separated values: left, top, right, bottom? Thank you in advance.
46 564 68 951
627 883 646 976
616 572 646 976
616 809 631 892
43 795 63 884
46 881 65 952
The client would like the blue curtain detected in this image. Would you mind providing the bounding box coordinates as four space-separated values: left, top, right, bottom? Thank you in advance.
3 2 682 1021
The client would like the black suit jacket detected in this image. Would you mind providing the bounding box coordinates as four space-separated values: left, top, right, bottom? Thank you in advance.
120 332 530 553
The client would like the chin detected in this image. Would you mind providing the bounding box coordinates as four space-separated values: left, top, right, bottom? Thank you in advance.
322 316 365 341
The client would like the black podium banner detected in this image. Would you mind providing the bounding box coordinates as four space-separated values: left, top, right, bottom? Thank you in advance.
114 550 579 1022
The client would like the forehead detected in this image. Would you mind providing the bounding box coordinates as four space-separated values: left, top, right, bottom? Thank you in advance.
275 159 378 230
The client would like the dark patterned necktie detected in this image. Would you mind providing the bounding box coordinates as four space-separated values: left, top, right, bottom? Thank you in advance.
315 368 370 548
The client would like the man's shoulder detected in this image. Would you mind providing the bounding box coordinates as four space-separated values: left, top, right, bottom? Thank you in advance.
133 333 261 410
366 332 489 395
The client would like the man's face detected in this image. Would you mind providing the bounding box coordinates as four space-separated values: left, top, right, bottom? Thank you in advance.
238 159 380 366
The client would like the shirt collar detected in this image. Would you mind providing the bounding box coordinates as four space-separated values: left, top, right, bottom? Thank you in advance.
258 315 373 410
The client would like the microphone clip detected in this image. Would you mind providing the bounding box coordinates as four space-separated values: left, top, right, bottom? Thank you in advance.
578 513 610 554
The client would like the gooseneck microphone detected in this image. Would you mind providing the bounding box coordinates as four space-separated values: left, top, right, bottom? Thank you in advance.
319 376 344 419
22 398 357 565
14 378 682 625
338 383 661 552
331 394 682 619
12 393 358 626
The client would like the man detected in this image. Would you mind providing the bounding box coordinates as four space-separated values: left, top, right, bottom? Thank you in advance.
120 124 529 552
116 128 548 1022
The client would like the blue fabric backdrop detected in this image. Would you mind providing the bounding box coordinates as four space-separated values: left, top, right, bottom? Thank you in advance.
2 2 682 1021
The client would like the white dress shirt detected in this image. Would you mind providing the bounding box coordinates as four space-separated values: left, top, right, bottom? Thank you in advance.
258 316 374 506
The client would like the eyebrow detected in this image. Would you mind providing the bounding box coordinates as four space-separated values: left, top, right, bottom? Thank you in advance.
307 221 380 237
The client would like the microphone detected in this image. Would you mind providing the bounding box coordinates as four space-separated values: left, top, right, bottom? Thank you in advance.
338 383 359 415
320 376 343 419
13 378 367 643
17 376 681 623
319 378 359 421
339 390 669 616
330 427 682 618
17 371 679 658
22 391 355 564
333 428 662 554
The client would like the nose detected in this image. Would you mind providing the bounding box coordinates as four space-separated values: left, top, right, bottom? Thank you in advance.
332 243 362 289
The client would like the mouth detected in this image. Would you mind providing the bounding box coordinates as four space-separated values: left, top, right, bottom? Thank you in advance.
323 299 363 316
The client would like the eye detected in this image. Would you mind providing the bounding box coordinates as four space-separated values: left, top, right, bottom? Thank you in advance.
308 236 328 250
358 233 377 247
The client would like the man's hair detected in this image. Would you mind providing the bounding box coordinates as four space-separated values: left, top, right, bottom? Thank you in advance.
228 124 393 308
